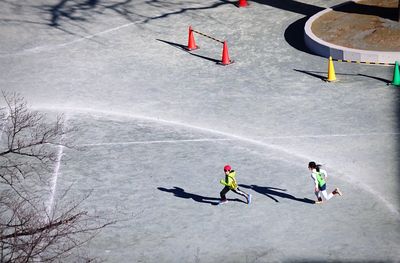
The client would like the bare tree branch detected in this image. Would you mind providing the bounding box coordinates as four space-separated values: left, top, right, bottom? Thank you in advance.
0 91 114 262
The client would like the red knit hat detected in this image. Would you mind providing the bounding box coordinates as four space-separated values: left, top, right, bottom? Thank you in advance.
224 165 231 171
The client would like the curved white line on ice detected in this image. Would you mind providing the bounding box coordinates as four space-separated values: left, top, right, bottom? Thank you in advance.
80 138 234 147
259 132 400 139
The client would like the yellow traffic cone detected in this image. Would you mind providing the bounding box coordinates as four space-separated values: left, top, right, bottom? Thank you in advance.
327 56 337 82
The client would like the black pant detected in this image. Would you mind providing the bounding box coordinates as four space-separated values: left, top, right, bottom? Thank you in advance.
220 186 248 201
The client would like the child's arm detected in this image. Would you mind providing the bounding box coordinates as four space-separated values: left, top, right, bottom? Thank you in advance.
220 179 229 187
311 173 318 191
322 169 328 180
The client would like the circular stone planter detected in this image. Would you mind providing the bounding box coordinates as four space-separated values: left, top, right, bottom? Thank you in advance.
304 0 400 64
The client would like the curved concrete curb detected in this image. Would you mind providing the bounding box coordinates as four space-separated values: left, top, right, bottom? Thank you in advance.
304 0 400 64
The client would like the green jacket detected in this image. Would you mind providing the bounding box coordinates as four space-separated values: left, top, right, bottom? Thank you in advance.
315 172 326 187
220 171 238 189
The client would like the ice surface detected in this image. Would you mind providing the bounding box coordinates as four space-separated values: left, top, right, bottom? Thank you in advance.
0 0 399 262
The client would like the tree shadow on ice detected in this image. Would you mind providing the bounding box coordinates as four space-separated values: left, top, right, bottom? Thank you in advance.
239 184 314 204
157 186 245 205
36 0 236 30
12 0 240 37
157 39 221 64
40 0 134 27
141 1 236 23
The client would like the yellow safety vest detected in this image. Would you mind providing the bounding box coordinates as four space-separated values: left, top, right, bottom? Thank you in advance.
220 171 238 189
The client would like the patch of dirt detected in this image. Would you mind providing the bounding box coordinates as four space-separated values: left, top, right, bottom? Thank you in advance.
311 0 400 51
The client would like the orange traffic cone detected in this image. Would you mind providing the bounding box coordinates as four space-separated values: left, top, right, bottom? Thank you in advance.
187 26 198 50
221 41 232 65
238 0 248 7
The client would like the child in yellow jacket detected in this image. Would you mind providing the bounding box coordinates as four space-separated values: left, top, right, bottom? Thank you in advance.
219 165 251 205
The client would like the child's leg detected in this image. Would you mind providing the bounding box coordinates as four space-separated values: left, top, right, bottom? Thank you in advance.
332 188 342 196
315 190 322 201
232 188 249 199
220 186 230 201
321 190 334 200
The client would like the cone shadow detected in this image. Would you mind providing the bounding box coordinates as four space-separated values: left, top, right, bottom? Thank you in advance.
156 39 221 64
190 53 221 64
156 39 189 51
358 74 390 85
294 69 367 82
294 69 326 81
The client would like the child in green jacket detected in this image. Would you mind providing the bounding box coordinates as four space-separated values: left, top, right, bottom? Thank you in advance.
308 161 342 204
219 165 251 205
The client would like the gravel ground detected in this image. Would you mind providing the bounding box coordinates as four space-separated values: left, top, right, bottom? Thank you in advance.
312 0 400 51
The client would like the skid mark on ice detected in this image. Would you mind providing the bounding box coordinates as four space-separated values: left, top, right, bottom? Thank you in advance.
46 116 69 218
0 22 138 57
46 144 64 217
0 108 10 143
36 106 400 216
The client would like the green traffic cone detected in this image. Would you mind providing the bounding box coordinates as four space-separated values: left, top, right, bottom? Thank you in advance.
392 61 400 86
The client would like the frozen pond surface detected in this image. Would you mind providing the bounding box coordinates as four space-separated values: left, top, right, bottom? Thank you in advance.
0 0 399 262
